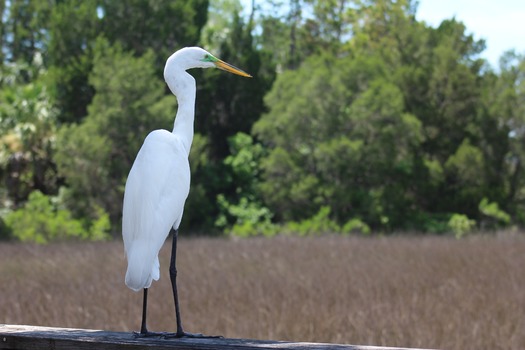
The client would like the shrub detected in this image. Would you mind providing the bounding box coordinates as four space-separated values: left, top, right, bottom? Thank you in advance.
448 213 476 239
217 194 276 237
410 212 451 234
478 198 511 228
283 206 340 236
342 218 371 235
3 190 110 244
230 221 278 238
0 217 11 240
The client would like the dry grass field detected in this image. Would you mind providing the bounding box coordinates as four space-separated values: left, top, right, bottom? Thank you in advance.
1 233 524 350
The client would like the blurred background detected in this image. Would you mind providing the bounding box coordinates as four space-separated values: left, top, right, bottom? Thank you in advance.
0 0 524 240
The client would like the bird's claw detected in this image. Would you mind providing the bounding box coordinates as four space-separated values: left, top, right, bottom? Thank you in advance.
132 330 167 338
162 331 223 339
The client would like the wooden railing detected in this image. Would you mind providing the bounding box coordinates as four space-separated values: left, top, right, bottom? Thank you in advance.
0 324 435 350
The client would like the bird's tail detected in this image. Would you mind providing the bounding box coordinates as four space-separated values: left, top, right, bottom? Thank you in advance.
125 241 160 292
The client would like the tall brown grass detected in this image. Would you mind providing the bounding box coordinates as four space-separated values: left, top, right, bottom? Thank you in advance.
1 233 524 349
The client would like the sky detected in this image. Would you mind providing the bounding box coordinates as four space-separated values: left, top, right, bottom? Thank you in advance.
416 0 525 67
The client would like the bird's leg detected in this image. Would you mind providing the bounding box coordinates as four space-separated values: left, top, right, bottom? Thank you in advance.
132 288 165 338
164 229 222 339
140 288 149 333
170 229 185 337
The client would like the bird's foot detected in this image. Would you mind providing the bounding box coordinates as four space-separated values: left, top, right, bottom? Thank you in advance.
132 330 167 338
163 331 223 339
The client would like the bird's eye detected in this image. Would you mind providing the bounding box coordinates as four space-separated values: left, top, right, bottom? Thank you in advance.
202 53 216 62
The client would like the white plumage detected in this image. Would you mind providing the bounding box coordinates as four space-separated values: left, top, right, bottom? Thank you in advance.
123 130 190 291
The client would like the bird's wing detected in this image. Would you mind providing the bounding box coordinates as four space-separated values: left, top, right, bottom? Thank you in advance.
122 130 190 291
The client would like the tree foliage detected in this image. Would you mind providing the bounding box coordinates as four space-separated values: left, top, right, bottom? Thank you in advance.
254 0 525 233
54 38 175 223
3 190 109 243
0 0 524 240
0 56 58 207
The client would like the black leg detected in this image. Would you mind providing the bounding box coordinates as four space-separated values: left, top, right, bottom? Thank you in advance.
169 229 185 337
141 288 149 334
132 288 165 338
165 229 222 339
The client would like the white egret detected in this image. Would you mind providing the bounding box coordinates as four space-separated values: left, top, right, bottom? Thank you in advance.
122 47 251 338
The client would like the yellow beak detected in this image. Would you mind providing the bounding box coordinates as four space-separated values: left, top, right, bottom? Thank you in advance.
214 59 252 78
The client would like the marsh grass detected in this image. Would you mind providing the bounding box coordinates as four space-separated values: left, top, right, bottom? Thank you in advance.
1 233 524 349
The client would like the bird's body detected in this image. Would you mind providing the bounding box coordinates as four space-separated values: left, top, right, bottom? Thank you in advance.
123 129 190 291
121 47 251 338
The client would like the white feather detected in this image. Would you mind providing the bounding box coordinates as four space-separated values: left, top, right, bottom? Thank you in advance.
122 130 190 291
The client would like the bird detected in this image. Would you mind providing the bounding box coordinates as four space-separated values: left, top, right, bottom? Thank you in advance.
122 47 251 338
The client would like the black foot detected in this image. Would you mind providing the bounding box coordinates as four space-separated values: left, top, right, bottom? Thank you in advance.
163 331 223 339
132 330 167 338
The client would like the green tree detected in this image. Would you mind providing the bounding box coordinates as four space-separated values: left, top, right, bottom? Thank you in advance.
0 0 5 65
256 0 354 70
54 39 175 227
444 139 486 215
215 132 272 235
0 57 58 207
181 133 218 231
180 7 276 233
199 0 242 54
350 2 493 227
99 0 208 71
47 0 209 124
254 0 518 232
3 190 109 243
198 11 274 160
255 52 422 228
2 0 524 235
47 0 100 123
1 0 52 65
493 51 525 224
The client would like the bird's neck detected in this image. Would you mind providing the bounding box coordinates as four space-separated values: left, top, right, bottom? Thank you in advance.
169 71 196 157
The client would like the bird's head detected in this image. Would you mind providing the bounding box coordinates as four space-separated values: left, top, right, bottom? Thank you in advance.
165 47 252 79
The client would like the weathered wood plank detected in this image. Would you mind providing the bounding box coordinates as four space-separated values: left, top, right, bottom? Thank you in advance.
0 324 435 350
